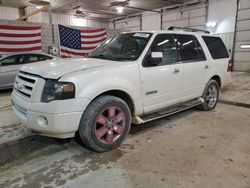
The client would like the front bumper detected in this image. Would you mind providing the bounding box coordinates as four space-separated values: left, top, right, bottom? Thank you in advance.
11 92 90 138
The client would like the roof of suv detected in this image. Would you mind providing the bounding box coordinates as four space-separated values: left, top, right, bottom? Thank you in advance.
122 30 212 37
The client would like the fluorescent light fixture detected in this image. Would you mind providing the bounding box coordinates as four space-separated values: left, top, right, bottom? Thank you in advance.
240 44 250 49
206 22 217 28
183 40 193 46
157 39 169 46
36 5 43 9
116 6 124 14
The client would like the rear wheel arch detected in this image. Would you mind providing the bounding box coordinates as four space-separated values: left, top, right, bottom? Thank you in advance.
210 75 221 89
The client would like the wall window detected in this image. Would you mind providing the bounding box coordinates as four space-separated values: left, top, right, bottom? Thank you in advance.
202 36 229 59
176 34 206 62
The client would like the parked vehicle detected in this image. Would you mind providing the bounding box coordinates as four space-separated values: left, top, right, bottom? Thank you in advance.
0 53 55 90
11 28 232 152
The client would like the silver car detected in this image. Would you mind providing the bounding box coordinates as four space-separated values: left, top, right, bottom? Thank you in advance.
0 53 55 90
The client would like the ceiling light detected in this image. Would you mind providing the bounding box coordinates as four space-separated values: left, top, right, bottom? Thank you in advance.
36 5 43 9
206 22 217 28
240 44 250 49
116 6 124 14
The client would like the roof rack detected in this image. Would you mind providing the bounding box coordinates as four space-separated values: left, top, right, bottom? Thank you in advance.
167 27 210 34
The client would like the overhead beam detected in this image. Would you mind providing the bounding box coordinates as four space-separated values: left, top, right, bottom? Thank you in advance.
125 6 161 13
19 5 49 20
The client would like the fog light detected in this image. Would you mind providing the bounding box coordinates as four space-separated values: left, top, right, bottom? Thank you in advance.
37 116 48 128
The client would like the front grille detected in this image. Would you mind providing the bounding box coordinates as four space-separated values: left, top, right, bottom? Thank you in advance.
14 71 39 99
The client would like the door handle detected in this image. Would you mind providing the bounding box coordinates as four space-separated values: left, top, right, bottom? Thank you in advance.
174 68 180 73
204 64 209 69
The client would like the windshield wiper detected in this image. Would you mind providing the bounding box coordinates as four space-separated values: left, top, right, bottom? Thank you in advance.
88 54 119 61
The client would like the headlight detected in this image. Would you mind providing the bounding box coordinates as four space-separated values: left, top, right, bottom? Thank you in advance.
41 80 75 103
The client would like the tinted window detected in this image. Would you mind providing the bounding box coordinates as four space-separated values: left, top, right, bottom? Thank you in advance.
88 33 152 61
177 34 206 62
28 55 39 62
202 36 229 59
143 34 179 67
0 55 19 65
39 55 53 61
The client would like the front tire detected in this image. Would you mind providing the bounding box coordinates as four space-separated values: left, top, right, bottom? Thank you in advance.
78 95 131 152
198 79 219 111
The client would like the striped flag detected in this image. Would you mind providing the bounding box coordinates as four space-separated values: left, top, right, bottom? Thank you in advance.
0 24 42 54
58 25 107 58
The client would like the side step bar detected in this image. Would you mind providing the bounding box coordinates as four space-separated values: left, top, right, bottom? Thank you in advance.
132 98 204 124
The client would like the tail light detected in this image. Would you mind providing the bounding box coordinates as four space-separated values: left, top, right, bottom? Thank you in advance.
227 59 233 72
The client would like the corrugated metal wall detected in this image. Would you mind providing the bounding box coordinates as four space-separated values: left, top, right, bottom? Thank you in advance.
41 12 109 28
233 0 250 71
113 16 141 31
162 4 207 30
0 7 19 20
0 6 109 29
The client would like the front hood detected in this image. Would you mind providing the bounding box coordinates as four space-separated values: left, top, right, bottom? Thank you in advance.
20 58 116 79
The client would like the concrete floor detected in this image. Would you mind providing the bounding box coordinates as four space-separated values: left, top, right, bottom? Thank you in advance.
0 72 250 188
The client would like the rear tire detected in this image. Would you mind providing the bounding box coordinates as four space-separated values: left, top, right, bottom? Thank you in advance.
197 79 219 111
78 95 131 152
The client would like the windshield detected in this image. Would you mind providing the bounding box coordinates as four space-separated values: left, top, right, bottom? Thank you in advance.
87 32 152 61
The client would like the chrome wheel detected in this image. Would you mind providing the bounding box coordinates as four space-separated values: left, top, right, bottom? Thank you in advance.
95 106 126 145
206 85 218 108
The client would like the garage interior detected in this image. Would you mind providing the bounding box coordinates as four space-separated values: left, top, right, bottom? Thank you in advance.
0 0 250 187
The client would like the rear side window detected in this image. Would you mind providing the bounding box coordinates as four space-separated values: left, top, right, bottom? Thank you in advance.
202 36 229 59
176 34 206 62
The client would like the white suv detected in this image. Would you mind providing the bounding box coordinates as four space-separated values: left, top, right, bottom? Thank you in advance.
11 28 232 152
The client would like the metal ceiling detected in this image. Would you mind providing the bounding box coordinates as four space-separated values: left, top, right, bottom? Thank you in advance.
0 0 201 19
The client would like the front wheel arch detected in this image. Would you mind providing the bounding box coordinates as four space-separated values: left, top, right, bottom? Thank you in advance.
94 90 135 116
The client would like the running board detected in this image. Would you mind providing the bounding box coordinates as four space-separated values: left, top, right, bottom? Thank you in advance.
132 98 204 124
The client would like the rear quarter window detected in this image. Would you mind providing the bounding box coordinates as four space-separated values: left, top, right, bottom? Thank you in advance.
202 36 229 59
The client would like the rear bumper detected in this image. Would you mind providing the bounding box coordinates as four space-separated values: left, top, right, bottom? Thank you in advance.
11 92 90 138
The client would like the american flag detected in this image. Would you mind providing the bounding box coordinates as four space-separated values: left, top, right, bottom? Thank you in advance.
0 24 41 54
58 25 107 58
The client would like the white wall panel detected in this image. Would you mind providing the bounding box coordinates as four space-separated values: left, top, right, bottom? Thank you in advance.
234 0 250 71
237 20 250 31
234 52 250 62
114 17 141 31
41 12 109 28
238 9 250 20
162 4 207 30
208 0 237 33
236 31 250 42
0 7 19 20
142 11 161 30
239 0 250 9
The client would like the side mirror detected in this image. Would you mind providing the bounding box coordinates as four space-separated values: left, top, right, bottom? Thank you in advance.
150 52 163 65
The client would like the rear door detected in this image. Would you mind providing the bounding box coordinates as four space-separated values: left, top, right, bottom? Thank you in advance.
0 55 21 88
202 36 231 86
140 34 183 113
175 34 209 101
